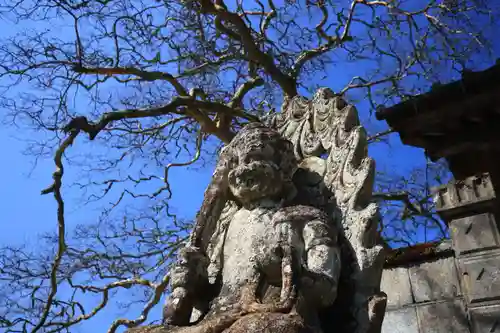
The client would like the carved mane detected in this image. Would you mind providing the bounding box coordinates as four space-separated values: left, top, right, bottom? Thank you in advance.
264 88 386 333
196 88 386 333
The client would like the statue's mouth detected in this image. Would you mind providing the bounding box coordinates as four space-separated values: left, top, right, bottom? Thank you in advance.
229 161 279 190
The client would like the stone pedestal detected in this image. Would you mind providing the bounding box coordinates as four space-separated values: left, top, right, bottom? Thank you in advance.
434 173 500 333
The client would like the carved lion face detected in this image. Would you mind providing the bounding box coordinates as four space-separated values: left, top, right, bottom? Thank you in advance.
226 123 296 205
228 158 284 204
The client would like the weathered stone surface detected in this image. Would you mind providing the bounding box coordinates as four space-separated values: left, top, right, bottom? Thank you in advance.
384 241 453 268
129 89 386 333
434 173 496 214
449 213 500 255
416 300 469 333
381 267 413 309
409 257 461 303
381 308 419 333
377 67 500 333
460 253 500 303
469 304 500 333
161 124 341 333
224 313 311 333
267 89 386 333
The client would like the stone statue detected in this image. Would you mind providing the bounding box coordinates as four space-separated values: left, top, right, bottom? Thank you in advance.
128 88 386 333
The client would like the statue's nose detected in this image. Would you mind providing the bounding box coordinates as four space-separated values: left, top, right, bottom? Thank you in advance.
241 151 261 164
241 155 254 164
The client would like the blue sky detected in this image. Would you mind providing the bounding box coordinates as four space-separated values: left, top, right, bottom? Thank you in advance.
0 124 216 331
2 1 500 332
0 85 429 333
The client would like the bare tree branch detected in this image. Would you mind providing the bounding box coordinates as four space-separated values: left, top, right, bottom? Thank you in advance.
0 0 497 330
34 129 79 333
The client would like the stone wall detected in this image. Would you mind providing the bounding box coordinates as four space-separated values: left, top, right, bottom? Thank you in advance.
381 174 500 333
381 242 469 333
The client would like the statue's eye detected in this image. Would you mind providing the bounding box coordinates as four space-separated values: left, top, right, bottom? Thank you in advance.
241 154 257 165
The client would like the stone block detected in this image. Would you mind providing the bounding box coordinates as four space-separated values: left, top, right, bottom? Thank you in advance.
416 300 470 333
381 267 413 309
470 304 500 333
382 307 419 333
460 254 500 303
434 173 495 212
409 257 461 303
450 213 500 255
433 174 497 222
